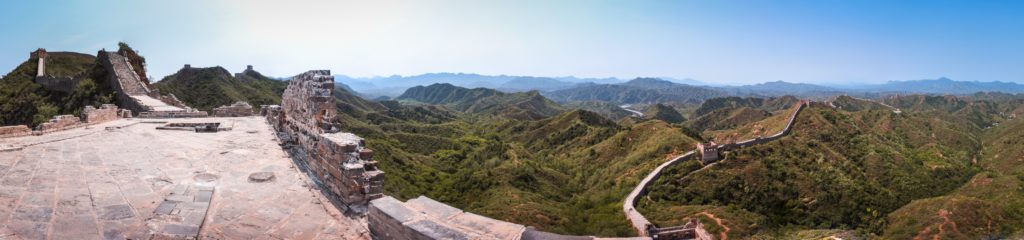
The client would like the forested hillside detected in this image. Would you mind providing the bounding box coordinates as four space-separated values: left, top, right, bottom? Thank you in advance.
153 66 287 111
0 52 113 126
336 87 700 236
638 96 1024 238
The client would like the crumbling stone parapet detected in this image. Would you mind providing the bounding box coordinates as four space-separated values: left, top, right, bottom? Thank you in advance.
36 115 82 133
265 70 383 210
82 104 119 123
212 101 254 117
0 125 32 138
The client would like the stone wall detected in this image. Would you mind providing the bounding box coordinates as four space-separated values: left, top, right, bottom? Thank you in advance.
264 70 383 211
36 115 83 133
82 104 119 123
369 196 651 240
0 125 32 138
624 100 810 238
137 110 208 118
35 76 82 93
212 101 254 117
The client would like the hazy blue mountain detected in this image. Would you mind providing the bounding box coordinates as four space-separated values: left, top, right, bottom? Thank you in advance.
856 77 1024 94
722 80 840 96
544 78 726 104
333 73 626 97
498 77 578 92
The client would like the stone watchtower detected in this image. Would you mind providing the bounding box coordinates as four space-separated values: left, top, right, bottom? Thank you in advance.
31 48 48 77
697 142 720 164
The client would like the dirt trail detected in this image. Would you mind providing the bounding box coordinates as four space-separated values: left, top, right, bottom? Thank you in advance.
934 209 960 240
912 209 961 240
700 211 730 240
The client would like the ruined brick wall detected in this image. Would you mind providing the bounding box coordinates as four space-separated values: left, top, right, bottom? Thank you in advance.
36 115 83 133
82 104 119 123
265 70 383 211
0 125 32 138
281 70 338 134
35 76 82 93
212 101 254 117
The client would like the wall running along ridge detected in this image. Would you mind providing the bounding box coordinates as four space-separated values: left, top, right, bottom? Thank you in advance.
262 70 384 212
98 51 206 117
623 100 809 239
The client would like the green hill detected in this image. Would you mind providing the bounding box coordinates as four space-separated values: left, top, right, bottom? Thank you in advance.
153 66 287 111
334 87 699 236
398 83 564 120
545 78 726 105
694 96 800 116
644 103 686 124
639 102 992 238
0 51 114 126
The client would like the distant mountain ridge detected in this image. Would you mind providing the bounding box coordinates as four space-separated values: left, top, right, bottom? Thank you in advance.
397 83 564 120
545 78 727 104
335 73 624 97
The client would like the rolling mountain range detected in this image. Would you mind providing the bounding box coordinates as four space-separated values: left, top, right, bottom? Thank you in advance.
5 45 1024 239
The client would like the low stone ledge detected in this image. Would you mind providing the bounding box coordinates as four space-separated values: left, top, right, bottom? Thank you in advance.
0 125 32 138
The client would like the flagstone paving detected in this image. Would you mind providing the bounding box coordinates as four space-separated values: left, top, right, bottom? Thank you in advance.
0 117 370 239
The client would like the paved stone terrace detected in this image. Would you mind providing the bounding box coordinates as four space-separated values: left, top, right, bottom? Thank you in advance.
0 117 369 239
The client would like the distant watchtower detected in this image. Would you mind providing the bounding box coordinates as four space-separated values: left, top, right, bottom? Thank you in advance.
246 65 254 71
31 48 48 77
696 142 720 164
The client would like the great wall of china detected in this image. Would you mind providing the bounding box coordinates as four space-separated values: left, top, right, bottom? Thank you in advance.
623 100 809 239
2 48 824 239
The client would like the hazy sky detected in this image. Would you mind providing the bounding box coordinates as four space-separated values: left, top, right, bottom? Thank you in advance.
1 0 1022 84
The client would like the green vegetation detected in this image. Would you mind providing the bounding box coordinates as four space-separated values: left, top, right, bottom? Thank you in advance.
336 87 699 236
643 103 686 124
638 96 1024 239
0 52 113 126
397 83 564 120
153 66 287 111
545 78 726 104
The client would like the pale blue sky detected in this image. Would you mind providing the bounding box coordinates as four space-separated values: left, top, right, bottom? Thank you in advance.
1 0 1022 84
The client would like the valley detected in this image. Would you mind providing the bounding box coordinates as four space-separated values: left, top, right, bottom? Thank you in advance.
2 44 1023 239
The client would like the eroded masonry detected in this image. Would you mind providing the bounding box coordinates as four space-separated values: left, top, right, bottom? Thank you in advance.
261 70 384 212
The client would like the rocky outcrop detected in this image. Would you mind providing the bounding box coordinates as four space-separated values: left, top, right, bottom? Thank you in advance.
263 70 383 211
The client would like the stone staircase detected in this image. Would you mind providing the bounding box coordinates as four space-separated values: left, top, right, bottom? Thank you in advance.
101 51 206 118
106 52 150 96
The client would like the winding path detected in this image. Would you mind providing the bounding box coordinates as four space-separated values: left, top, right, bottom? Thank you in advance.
621 100 809 237
621 104 645 118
